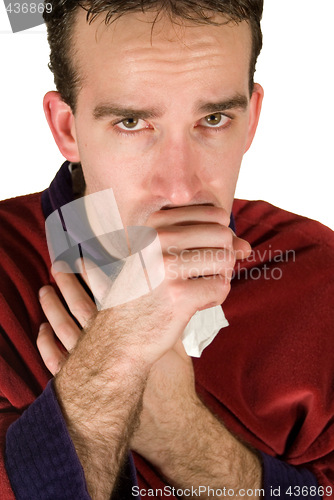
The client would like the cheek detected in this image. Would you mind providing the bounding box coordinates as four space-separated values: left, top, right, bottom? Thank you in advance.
76 132 137 192
81 147 145 204
217 121 250 177
198 130 248 181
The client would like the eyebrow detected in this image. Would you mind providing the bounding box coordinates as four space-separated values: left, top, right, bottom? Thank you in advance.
195 94 249 115
92 94 249 120
93 105 165 120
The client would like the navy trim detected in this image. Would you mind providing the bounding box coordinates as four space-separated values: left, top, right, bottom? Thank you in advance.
6 380 91 499
261 452 321 499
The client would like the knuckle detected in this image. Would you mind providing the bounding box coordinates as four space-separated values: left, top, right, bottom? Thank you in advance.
56 321 76 341
217 207 230 226
71 298 96 318
219 224 233 243
206 278 219 296
225 248 236 268
168 280 185 303
206 276 230 300
164 252 180 271
218 280 231 302
53 270 72 288
204 206 217 218
221 276 231 291
90 281 110 303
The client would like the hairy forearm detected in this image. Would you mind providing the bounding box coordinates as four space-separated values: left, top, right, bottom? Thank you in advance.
54 310 150 500
146 398 262 499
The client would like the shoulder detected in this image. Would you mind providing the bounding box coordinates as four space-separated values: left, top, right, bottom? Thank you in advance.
0 189 50 268
0 191 50 265
0 191 46 238
233 198 334 252
0 192 51 347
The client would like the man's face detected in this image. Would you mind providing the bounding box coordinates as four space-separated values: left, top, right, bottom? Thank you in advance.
70 10 261 227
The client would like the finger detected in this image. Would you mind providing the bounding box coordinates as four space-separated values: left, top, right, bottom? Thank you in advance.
147 206 231 228
38 285 82 351
157 223 236 254
232 233 252 260
51 261 97 326
36 323 66 376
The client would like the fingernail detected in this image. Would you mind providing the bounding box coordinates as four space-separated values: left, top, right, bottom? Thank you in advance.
39 322 48 332
52 261 70 274
39 286 51 298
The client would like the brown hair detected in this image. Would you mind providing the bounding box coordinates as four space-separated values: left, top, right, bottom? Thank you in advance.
43 0 263 114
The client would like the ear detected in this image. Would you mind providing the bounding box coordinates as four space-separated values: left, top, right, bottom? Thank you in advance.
244 83 264 153
43 91 80 162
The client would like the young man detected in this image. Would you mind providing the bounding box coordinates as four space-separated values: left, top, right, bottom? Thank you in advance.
1 1 334 499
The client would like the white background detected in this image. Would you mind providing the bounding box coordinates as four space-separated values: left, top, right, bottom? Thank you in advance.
0 1 333 229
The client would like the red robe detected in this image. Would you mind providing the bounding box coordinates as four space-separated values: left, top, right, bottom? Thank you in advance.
0 192 333 498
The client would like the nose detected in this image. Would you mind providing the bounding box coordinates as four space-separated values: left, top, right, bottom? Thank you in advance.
149 134 203 205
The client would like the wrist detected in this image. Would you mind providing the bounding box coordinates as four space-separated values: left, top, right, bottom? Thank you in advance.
148 399 262 497
52 312 152 436
142 395 206 473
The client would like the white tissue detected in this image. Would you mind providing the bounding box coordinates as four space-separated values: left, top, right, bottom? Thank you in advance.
182 305 229 357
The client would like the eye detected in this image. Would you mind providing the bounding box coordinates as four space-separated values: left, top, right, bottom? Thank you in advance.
199 113 231 129
116 117 148 131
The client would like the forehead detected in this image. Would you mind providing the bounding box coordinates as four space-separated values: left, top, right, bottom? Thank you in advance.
72 9 252 108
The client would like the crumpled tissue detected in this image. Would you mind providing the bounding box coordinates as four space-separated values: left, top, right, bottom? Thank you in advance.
182 305 229 358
